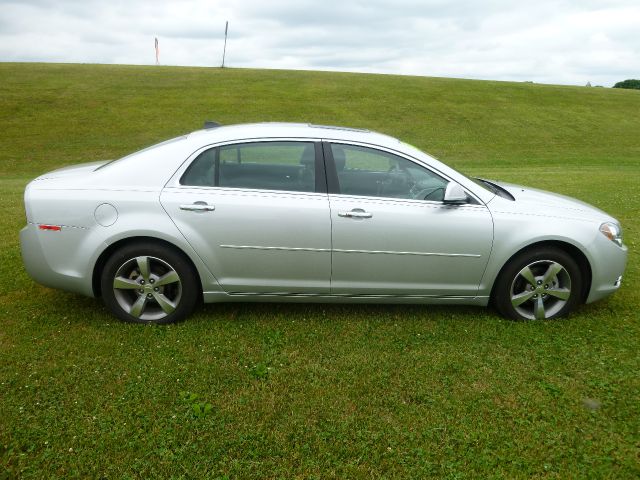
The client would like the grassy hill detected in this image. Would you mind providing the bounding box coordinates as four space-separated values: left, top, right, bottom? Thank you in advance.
1 63 638 478
2 63 639 178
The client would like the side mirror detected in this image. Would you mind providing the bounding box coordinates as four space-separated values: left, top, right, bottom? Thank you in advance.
443 182 468 204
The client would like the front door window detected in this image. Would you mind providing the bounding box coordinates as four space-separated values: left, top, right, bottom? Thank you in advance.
330 144 448 201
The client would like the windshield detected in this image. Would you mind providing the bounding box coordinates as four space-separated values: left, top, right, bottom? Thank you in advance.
470 177 499 194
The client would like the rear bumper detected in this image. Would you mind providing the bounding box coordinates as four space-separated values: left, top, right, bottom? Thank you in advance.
20 223 95 297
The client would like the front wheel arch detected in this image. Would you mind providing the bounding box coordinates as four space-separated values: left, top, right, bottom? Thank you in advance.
92 236 203 300
490 240 592 307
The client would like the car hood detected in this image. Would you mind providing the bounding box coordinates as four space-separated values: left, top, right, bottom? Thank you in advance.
33 160 110 181
487 180 616 223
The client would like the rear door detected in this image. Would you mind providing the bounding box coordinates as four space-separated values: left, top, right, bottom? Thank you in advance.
325 142 493 297
161 140 331 294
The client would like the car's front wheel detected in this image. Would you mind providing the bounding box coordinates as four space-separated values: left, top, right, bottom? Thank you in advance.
494 247 583 321
101 242 199 324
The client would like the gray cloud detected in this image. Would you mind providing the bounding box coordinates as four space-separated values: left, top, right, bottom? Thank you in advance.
0 0 638 86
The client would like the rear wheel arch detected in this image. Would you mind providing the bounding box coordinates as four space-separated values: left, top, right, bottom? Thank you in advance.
490 240 592 306
92 236 203 299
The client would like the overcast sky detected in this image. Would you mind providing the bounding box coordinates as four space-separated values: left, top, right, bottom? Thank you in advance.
1 0 638 86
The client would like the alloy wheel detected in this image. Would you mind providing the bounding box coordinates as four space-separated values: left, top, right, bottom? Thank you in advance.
509 260 572 320
112 256 182 321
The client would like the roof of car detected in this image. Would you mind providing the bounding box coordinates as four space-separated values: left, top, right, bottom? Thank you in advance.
187 122 402 148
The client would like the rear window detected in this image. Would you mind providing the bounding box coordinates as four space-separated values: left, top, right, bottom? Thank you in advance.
95 135 187 171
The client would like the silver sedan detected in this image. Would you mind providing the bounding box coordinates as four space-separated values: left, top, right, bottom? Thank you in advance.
20 123 627 323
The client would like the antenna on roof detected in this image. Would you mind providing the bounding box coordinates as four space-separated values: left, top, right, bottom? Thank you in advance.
203 121 221 129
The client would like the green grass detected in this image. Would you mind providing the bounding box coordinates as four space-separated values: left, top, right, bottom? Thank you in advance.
1 63 638 479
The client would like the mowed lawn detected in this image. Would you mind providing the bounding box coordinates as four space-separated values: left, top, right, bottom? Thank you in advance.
0 63 638 479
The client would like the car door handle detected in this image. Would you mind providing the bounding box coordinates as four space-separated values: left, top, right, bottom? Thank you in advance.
338 209 373 219
179 203 215 212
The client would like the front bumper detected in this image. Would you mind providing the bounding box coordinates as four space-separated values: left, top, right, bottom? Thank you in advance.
585 238 628 304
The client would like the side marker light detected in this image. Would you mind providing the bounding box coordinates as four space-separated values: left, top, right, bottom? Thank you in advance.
38 224 62 231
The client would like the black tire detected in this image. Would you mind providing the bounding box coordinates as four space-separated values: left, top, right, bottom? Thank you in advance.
100 242 199 324
493 246 582 321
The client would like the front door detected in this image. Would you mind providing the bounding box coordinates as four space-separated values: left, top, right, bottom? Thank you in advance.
326 142 493 297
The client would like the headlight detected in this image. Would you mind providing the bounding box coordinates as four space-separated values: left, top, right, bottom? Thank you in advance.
599 222 623 247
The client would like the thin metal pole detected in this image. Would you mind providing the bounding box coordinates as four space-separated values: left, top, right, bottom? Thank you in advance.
221 21 228 68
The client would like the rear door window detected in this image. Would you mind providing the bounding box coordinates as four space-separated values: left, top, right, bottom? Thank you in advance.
181 141 318 193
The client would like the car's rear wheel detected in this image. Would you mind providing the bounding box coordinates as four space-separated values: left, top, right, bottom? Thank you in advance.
494 247 582 321
101 242 199 324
